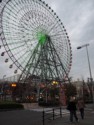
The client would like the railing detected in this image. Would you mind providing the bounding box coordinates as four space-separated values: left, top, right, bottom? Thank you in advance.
42 107 62 125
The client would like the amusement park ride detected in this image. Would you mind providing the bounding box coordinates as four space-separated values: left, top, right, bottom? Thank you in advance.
0 0 72 87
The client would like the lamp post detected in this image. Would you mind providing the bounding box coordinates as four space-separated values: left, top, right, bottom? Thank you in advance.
3 75 6 79
77 43 94 103
2 75 6 92
1 75 6 100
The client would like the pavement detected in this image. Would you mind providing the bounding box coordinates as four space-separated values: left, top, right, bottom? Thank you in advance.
0 103 94 125
46 110 94 125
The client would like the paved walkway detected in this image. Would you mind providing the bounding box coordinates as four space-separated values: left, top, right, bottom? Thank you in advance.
0 109 94 125
0 110 42 125
0 103 94 125
46 110 94 125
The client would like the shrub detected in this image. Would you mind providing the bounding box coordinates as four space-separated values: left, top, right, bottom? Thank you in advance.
0 103 24 110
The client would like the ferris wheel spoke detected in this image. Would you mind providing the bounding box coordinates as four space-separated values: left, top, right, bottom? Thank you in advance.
50 31 67 38
49 37 68 76
17 51 28 61
28 10 49 30
49 49 63 78
50 33 65 38
5 36 37 48
3 22 21 30
9 43 25 51
18 52 32 69
44 50 57 79
48 22 61 34
50 37 63 42
13 50 29 64
3 15 20 27
19 6 39 30
22 42 40 69
3 7 13 16
5 40 25 46
9 0 30 18
30 51 42 75
21 45 40 77
11 48 28 58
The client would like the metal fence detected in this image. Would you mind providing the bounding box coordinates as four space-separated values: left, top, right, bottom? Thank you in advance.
42 107 62 125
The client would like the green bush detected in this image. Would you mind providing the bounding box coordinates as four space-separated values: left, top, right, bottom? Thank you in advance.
0 103 24 110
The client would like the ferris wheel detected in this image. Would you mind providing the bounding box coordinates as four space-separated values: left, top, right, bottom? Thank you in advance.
0 0 72 82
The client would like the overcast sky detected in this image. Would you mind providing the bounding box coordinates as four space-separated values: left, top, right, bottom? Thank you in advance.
0 0 94 81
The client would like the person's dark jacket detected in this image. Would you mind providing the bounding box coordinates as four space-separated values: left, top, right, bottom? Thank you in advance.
67 101 77 111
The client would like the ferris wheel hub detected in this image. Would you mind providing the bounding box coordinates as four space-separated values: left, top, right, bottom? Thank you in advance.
37 32 47 45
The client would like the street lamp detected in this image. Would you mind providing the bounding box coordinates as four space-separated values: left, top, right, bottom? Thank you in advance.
77 43 94 103
3 75 6 79
1 75 6 92
1 75 6 100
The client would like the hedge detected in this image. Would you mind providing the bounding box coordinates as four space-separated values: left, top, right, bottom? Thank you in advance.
0 103 24 110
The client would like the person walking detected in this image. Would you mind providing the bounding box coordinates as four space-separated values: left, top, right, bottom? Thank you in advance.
77 98 85 119
67 96 79 123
